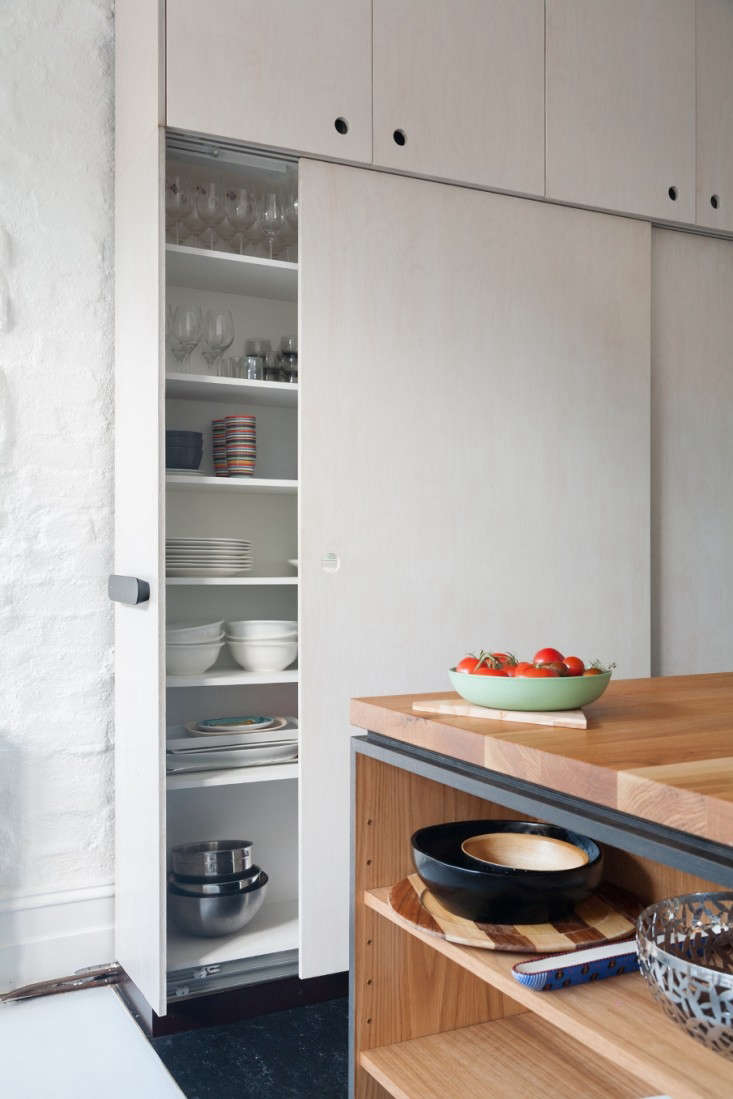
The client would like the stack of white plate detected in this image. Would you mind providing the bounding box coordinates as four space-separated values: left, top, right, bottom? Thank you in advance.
166 537 253 577
166 716 299 774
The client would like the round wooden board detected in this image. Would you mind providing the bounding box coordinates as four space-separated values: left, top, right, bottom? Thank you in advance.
389 874 642 953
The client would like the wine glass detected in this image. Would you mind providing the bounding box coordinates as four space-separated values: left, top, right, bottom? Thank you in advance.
165 175 190 245
201 308 234 373
225 187 255 255
195 181 226 250
261 192 285 259
170 305 202 372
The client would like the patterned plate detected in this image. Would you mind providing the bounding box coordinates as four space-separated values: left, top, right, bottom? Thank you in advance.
389 873 642 953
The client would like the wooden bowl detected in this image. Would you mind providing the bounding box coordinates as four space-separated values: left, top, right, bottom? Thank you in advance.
461 831 590 871
411 820 603 924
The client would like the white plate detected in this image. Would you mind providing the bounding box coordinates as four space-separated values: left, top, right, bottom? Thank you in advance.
167 538 252 546
188 715 278 733
166 742 298 774
167 566 252 576
166 555 253 563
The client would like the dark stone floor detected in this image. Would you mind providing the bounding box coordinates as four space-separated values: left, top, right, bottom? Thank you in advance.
153 997 348 1098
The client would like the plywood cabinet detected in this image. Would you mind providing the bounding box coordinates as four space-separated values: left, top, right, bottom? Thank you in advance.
372 0 544 196
546 0 695 222
166 0 372 163
696 0 733 232
651 229 733 675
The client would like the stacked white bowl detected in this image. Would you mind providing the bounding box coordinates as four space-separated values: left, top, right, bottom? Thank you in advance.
225 619 297 673
167 621 225 675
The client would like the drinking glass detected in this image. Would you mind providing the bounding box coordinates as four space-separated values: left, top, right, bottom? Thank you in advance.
165 176 190 244
170 305 202 372
201 308 235 373
261 192 285 259
225 188 255 255
195 181 226 250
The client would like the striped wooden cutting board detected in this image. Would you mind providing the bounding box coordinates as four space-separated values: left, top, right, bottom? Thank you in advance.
389 874 642 952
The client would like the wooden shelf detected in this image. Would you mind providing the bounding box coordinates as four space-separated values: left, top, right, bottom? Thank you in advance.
166 473 298 493
166 576 298 586
166 244 297 301
166 372 298 407
361 1013 645 1099
166 760 298 791
366 886 733 1099
167 899 298 973
167 668 299 688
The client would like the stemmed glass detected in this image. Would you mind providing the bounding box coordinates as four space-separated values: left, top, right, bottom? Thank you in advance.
165 175 190 245
261 192 285 259
225 188 255 255
201 308 234 374
195 181 226 250
170 305 203 373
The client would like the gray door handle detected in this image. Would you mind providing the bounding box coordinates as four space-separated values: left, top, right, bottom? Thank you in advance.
108 575 150 605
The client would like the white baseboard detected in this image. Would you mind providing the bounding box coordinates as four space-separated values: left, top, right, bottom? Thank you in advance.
0 884 115 994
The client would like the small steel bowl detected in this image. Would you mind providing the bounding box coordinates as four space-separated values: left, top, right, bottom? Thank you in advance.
637 891 733 1059
168 872 268 937
170 840 253 881
168 866 262 896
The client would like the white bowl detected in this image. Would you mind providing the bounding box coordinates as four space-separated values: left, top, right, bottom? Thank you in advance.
166 640 224 675
226 636 298 673
226 620 298 640
167 621 225 643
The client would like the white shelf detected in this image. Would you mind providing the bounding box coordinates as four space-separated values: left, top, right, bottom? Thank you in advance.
166 473 298 494
166 244 297 301
167 899 299 972
166 372 298 407
167 668 299 688
166 760 299 791
166 575 298 586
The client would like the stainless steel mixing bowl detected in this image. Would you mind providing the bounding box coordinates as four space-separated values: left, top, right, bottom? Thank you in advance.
170 839 253 880
168 866 261 896
168 871 268 937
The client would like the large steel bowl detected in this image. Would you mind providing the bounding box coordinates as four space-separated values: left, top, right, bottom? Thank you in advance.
168 871 268 937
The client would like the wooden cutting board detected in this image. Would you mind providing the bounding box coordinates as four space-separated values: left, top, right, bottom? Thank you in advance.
412 698 588 729
389 874 641 952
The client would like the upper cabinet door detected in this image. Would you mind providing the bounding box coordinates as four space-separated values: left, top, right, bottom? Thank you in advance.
372 0 545 196
166 0 372 162
547 0 694 222
696 0 733 232
114 0 167 1016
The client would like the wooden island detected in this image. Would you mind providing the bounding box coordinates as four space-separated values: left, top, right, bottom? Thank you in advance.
349 673 733 1099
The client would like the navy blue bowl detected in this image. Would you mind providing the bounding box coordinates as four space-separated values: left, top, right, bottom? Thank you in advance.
166 430 203 470
411 819 603 924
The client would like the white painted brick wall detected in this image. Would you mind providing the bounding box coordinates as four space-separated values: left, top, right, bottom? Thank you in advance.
0 0 115 933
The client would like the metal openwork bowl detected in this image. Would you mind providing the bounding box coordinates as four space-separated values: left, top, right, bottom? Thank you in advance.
637 891 733 1059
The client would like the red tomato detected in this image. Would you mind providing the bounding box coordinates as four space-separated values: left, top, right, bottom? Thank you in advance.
503 666 516 677
583 667 603 676
542 661 568 677
474 666 508 677
533 647 565 665
513 661 534 677
491 652 517 669
456 655 480 674
524 666 558 678
563 656 585 677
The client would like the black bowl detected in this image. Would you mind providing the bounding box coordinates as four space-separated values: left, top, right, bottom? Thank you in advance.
411 819 603 924
166 430 203 470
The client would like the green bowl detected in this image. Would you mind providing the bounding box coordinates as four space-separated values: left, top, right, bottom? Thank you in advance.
448 668 611 711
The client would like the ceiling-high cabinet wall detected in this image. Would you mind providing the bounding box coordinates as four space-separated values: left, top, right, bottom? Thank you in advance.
166 0 733 232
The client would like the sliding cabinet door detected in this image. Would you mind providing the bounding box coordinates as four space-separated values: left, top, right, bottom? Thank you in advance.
114 0 167 1015
299 161 651 977
652 229 733 674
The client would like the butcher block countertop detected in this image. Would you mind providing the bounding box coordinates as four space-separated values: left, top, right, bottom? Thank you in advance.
350 672 733 847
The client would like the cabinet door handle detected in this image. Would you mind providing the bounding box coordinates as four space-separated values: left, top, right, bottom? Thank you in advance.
108 574 150 605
